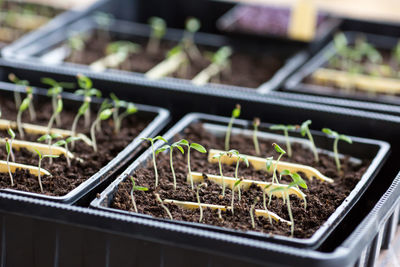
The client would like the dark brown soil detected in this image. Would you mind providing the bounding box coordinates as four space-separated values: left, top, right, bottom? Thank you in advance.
65 30 285 88
112 123 370 238
0 94 152 196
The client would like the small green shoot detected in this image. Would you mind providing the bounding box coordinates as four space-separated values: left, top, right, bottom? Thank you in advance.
147 16 166 54
33 149 59 193
53 136 81 167
212 151 227 197
155 140 185 190
322 128 353 173
141 136 168 188
47 95 63 133
269 124 296 157
196 183 207 223
228 150 249 201
299 120 319 162
5 137 14 186
130 176 148 213
71 96 90 149
90 108 113 152
42 77 74 126
25 86 36 122
7 128 15 162
110 93 138 133
37 133 62 165
225 104 241 151
182 17 201 60
178 139 207 190
16 95 32 139
155 193 173 220
253 117 261 155
8 73 29 110
230 178 242 216
271 143 286 184
279 169 307 209
269 171 308 237
75 74 102 128
250 196 260 229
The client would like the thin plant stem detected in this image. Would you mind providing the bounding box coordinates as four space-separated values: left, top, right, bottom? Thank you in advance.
188 147 193 190
253 125 260 155
306 129 319 162
70 113 82 149
225 117 234 151
64 143 71 167
6 141 14 186
287 192 294 237
130 189 138 212
284 129 292 157
155 194 172 220
250 204 256 229
90 118 100 152
152 142 159 187
14 91 21 110
334 138 340 172
197 186 203 223
38 158 44 193
262 191 273 225
17 110 24 139
231 186 235 216
218 158 225 197
170 149 176 190
235 160 241 200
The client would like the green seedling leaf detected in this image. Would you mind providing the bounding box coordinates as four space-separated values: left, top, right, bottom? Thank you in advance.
77 74 93 89
56 98 63 113
43 155 60 159
66 136 81 143
126 103 138 114
339 135 352 144
148 16 166 39
232 104 241 118
322 128 338 137
300 120 312 136
280 169 291 176
167 45 182 58
5 140 10 154
7 128 15 139
154 136 168 143
54 140 66 147
290 172 307 189
176 139 189 146
266 156 273 171
19 97 31 112
89 89 102 98
78 101 90 115
99 109 113 120
171 142 185 154
233 179 242 188
41 77 57 86
37 134 51 142
155 144 169 155
186 17 201 33
273 143 286 154
190 143 207 153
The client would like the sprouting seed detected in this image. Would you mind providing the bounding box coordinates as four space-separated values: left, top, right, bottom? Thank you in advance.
225 104 241 151
322 128 353 173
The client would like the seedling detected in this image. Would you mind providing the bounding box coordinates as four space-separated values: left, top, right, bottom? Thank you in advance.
110 93 138 133
53 137 81 167
271 143 286 184
91 41 141 71
16 95 32 139
228 150 249 200
225 104 241 151
155 193 173 220
90 108 113 152
37 133 62 165
197 183 207 222
230 178 242 215
32 149 58 193
279 169 307 209
8 73 29 110
129 176 148 213
25 86 36 122
322 128 353 173
96 99 113 132
75 74 102 128
147 16 166 54
5 138 14 186
250 197 260 229
155 140 185 190
178 139 207 190
141 136 168 188
299 120 319 162
191 46 232 85
269 124 296 157
47 95 63 133
270 171 308 237
182 17 201 60
145 45 188 79
67 33 87 62
212 151 227 197
253 117 261 155
7 128 15 162
71 96 90 149
42 77 74 126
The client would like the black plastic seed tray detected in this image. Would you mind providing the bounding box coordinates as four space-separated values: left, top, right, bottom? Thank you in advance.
284 31 400 106
91 112 390 249
0 81 170 205
1 0 107 57
8 14 307 95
